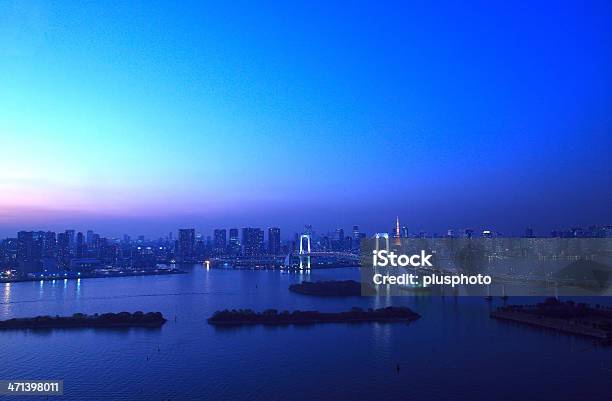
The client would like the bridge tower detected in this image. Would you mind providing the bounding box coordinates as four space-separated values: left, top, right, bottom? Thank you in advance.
299 234 311 255
374 233 390 253
299 234 311 269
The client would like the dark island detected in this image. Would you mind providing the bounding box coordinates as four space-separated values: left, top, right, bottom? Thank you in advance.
289 280 362 296
208 306 420 326
0 311 167 330
491 298 612 343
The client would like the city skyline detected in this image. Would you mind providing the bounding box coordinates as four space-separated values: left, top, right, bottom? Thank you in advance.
3 219 610 280
3 220 611 242
2 2 612 237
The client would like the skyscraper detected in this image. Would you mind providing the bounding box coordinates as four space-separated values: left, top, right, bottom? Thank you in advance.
330 228 343 251
17 231 42 274
76 232 85 258
42 231 56 257
213 229 227 255
242 228 263 257
178 229 195 259
228 228 240 256
56 232 70 269
267 227 281 255
86 230 94 246
65 229 75 251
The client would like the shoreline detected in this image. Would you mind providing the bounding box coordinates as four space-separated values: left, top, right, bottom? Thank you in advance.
0 268 186 284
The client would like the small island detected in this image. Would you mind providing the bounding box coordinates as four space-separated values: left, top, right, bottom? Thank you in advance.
289 280 362 296
208 306 420 326
491 298 612 343
0 311 167 330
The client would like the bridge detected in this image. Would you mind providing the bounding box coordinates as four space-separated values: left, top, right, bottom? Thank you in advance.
283 234 360 270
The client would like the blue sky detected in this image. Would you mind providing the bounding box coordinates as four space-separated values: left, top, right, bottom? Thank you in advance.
1 1 611 237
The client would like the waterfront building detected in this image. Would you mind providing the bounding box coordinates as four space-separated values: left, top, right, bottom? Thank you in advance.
242 228 264 257
17 231 42 274
268 227 281 255
228 228 240 255
213 229 227 255
178 229 196 259
76 232 85 258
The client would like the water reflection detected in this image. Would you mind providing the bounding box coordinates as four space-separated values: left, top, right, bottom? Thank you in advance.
76 278 81 301
372 321 392 351
3 283 10 302
1 283 11 316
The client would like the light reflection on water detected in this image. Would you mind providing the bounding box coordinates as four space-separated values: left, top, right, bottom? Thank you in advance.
1 282 10 315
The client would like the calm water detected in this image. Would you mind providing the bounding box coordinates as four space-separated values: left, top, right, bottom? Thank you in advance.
0 265 610 400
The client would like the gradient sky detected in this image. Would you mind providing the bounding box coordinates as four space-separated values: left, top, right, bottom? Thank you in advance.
1 1 611 238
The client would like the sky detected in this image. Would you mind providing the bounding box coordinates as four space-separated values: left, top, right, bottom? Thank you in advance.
1 1 611 238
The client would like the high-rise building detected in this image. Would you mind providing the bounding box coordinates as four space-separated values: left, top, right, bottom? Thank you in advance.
242 228 263 257
228 228 240 255
56 232 70 269
352 225 366 251
91 233 100 251
1 237 17 267
344 236 352 251
86 230 94 246
17 231 42 274
178 229 195 258
332 228 345 251
213 229 227 255
42 231 56 257
65 229 75 251
336 228 344 242
76 232 85 258
268 227 281 255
